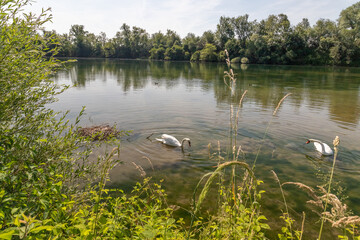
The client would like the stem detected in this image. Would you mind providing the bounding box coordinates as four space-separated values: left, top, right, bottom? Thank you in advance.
318 140 339 240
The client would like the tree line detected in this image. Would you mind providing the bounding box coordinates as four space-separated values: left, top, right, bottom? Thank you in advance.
46 2 360 66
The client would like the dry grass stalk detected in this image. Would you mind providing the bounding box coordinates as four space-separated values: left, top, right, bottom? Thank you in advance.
132 162 146 177
273 93 292 116
333 136 340 148
235 90 248 128
142 156 154 171
272 170 292 232
300 211 306 240
271 170 280 183
283 180 360 231
77 124 119 140
236 145 245 160
307 200 323 209
282 182 319 200
332 216 360 228
318 136 341 240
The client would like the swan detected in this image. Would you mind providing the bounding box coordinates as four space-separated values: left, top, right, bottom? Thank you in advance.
156 134 191 148
306 139 333 156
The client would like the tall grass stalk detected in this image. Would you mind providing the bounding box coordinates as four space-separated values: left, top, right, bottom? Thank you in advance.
251 93 292 169
223 50 248 205
318 136 340 240
271 170 293 239
194 161 254 215
300 211 306 240
271 171 290 217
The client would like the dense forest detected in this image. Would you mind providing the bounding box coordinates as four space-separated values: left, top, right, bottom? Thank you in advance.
45 2 360 66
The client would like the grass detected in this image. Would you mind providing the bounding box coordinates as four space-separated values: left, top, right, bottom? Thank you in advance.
182 51 360 239
2 16 360 238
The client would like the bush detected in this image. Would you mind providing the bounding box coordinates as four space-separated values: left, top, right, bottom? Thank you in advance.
190 50 201 61
231 57 241 63
200 44 218 62
0 1 103 238
241 57 249 64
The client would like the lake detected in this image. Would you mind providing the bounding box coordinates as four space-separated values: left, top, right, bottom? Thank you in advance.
52 59 360 236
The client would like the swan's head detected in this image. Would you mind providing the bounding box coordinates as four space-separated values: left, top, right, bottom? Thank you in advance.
306 139 320 144
182 138 191 147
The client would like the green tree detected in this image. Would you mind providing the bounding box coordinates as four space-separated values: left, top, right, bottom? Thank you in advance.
131 26 150 58
233 14 254 47
183 33 200 55
225 39 241 59
200 43 218 61
307 19 338 64
165 29 181 48
198 30 216 50
149 46 166 60
69 24 92 57
164 44 185 60
337 2 360 65
216 16 235 48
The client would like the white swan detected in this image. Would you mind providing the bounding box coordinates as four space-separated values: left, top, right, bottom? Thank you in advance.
306 139 333 156
156 134 191 148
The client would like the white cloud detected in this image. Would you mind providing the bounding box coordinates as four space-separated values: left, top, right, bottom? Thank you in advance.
26 0 358 38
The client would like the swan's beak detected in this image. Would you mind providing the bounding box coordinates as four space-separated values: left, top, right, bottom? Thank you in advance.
306 140 310 144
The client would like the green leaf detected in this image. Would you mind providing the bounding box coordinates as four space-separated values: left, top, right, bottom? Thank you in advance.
0 230 15 240
29 225 54 233
14 216 20 227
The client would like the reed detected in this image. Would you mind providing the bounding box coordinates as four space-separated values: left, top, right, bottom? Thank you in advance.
252 92 292 169
194 161 254 215
318 136 340 240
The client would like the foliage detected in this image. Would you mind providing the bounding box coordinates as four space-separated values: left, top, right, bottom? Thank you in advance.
35 2 360 66
0 0 83 228
199 43 218 62
2 0 360 239
230 57 241 63
241 57 249 64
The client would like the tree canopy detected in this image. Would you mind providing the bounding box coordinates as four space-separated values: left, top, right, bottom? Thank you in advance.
48 2 360 66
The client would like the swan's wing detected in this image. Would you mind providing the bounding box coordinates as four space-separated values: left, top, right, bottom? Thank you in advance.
161 134 173 139
313 142 323 153
323 143 333 155
314 142 333 155
161 134 181 147
155 138 165 143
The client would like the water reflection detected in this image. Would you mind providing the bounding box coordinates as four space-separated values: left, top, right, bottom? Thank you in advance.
54 59 360 127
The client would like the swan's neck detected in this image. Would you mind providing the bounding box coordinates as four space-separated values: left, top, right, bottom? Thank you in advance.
181 138 191 148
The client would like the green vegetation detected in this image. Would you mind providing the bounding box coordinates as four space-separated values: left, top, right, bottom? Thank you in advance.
1 0 360 239
43 2 360 66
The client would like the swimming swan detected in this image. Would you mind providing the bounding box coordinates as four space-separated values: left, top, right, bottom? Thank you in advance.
156 134 191 148
306 139 333 156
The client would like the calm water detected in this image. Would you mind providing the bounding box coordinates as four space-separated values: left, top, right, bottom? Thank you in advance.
52 59 360 236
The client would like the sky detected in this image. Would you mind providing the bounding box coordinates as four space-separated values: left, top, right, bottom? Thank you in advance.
26 0 359 38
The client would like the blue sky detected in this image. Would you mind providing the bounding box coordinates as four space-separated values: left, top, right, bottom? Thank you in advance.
27 0 358 38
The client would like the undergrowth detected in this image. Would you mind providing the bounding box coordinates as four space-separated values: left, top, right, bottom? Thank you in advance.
1 1 360 239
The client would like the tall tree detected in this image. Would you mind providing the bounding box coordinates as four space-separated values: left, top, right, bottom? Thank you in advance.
233 14 254 47
183 33 200 55
216 16 235 48
69 24 91 57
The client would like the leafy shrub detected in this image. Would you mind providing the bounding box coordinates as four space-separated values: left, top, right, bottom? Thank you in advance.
241 57 249 64
190 50 201 61
231 57 241 63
